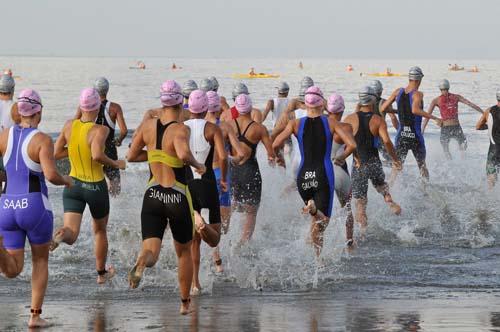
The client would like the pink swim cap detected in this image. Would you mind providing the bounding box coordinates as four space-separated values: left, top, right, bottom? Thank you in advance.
207 91 221 113
160 80 183 107
188 90 209 114
79 88 101 112
305 86 324 108
235 94 252 114
17 89 43 116
327 93 345 114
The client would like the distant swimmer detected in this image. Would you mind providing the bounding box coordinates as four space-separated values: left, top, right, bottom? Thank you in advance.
370 80 399 164
172 63 177 70
381 66 442 182
326 93 355 246
475 90 500 189
385 67 392 75
222 82 263 123
0 89 72 328
0 74 17 131
74 77 128 196
127 80 206 315
262 81 290 128
249 67 256 76
273 87 356 257
344 86 402 235
470 66 480 73
347 65 354 72
184 90 226 295
448 63 463 71
423 79 483 159
51 88 126 284
228 94 276 244
299 61 304 69
137 61 146 69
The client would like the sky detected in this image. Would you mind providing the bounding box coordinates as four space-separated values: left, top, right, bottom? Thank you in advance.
2 0 500 58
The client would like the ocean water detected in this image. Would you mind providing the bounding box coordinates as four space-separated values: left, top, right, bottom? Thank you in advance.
1 56 500 331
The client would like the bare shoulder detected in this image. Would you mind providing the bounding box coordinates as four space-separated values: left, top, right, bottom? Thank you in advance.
343 113 357 124
110 101 122 113
94 123 110 136
33 131 52 144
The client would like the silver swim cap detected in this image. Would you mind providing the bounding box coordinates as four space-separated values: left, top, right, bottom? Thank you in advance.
0 74 15 94
370 80 383 96
182 80 198 98
94 77 110 96
439 79 450 90
358 86 378 106
408 66 424 81
208 76 219 91
232 82 249 99
277 81 290 94
200 78 214 92
300 76 314 89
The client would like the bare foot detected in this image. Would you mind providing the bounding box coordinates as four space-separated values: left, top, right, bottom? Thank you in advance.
128 264 144 289
389 202 402 215
214 259 223 273
28 315 50 328
180 299 194 315
190 286 201 296
49 231 64 252
97 266 116 284
302 200 317 215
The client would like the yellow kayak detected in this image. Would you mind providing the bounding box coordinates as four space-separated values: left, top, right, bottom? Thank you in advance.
365 72 405 77
233 73 280 79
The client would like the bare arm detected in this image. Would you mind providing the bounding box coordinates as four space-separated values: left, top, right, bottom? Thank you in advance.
213 127 228 184
260 125 276 161
413 92 440 121
332 121 356 162
54 121 71 160
197 223 221 247
114 104 128 146
388 113 399 130
91 126 125 169
271 110 294 141
222 122 249 163
261 99 274 122
380 89 398 114
458 95 483 114
422 97 438 133
38 134 72 186
127 123 148 162
272 120 294 153
379 119 399 163
476 108 490 130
